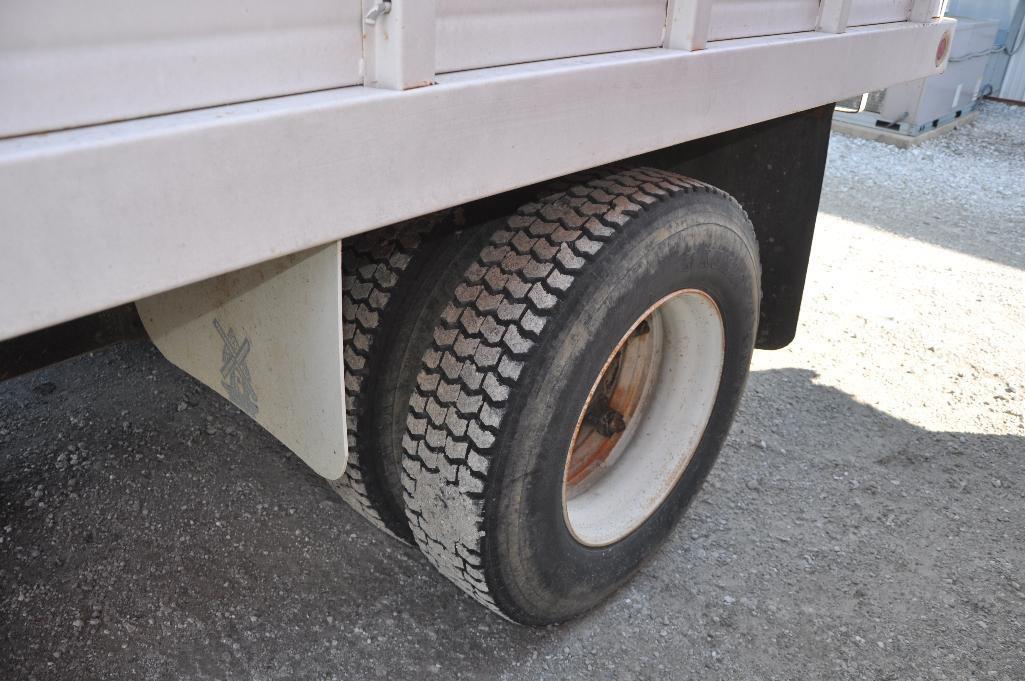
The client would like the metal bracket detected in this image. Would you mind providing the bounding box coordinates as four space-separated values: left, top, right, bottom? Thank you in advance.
364 1 391 25
910 0 943 24
135 242 348 480
835 92 869 113
362 0 436 90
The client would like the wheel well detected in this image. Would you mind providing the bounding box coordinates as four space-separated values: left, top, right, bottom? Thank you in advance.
628 104 835 350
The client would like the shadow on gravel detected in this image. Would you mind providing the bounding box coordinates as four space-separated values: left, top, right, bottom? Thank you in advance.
1 343 1023 679
815 199 1025 273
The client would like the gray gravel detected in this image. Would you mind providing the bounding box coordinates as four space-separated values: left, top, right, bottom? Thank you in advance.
825 101 1025 270
2 101 1024 680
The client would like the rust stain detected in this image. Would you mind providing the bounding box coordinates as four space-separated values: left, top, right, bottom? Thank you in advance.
565 313 656 490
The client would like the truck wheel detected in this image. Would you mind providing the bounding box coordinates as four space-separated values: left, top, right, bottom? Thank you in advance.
332 205 515 541
401 167 760 623
332 218 448 541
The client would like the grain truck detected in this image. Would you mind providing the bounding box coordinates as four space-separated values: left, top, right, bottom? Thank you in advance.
0 1 954 623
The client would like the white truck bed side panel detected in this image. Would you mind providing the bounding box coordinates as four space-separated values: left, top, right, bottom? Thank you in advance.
0 21 954 341
434 0 668 73
849 0 910 25
708 0 820 40
0 0 364 138
435 0 668 73
707 0 932 41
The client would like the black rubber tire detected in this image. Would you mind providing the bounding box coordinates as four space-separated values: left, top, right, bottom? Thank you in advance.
332 199 525 541
332 216 456 541
400 167 761 623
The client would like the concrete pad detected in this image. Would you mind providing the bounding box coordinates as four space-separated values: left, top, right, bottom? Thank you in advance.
831 109 980 148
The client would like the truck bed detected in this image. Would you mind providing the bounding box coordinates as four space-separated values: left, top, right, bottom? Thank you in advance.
0 2 952 340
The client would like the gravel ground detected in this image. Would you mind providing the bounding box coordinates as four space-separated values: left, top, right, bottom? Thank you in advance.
2 101 1024 680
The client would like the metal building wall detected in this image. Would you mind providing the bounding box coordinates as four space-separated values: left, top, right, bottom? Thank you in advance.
1001 30 1025 100
946 0 1025 100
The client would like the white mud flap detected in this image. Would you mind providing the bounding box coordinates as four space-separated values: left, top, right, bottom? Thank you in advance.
136 242 347 479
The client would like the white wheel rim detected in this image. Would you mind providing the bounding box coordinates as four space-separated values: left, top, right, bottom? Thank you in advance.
562 289 725 547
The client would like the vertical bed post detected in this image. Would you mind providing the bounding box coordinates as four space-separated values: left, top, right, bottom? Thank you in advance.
363 0 437 90
665 0 714 52
818 0 852 34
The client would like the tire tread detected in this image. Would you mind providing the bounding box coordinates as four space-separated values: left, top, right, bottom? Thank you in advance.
401 167 757 617
331 218 440 540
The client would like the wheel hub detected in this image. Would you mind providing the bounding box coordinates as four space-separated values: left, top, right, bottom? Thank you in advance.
563 289 725 547
567 319 657 488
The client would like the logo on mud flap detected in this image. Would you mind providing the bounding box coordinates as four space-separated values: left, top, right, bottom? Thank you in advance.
213 318 258 417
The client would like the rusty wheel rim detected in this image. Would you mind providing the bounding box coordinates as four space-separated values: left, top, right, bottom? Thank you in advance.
564 315 660 493
563 289 725 547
